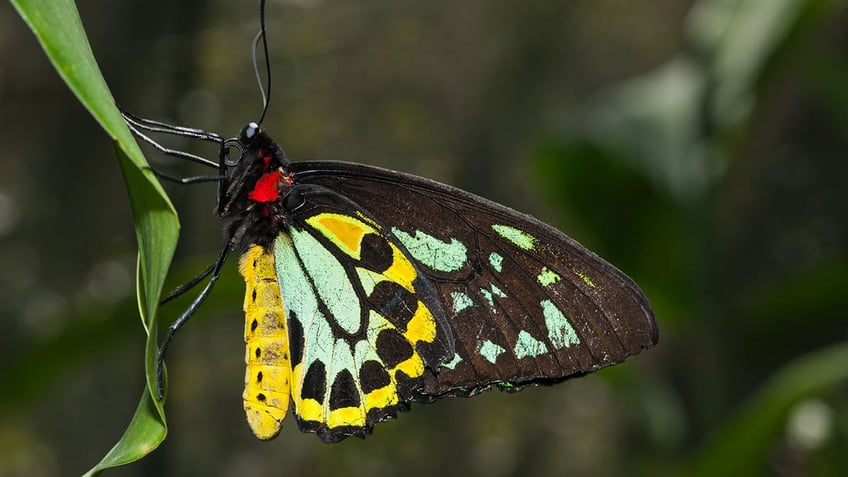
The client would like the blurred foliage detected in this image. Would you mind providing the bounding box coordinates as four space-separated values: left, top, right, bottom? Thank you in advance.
9 0 180 474
3 0 847 476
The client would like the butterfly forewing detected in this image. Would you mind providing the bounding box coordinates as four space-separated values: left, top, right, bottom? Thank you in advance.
289 161 658 399
236 153 657 443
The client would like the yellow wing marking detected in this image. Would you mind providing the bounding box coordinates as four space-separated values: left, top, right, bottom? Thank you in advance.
404 300 437 345
364 383 399 410
306 213 371 260
327 407 366 429
307 213 418 292
383 243 417 292
290 360 323 423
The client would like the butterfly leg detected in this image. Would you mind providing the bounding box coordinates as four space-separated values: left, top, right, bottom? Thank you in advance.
144 165 226 185
161 261 217 305
120 108 222 168
125 122 220 169
155 221 252 399
120 108 224 146
156 238 232 399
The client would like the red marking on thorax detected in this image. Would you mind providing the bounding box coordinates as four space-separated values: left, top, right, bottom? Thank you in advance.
248 170 284 203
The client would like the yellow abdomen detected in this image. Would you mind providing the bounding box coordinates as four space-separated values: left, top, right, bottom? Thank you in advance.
240 245 291 440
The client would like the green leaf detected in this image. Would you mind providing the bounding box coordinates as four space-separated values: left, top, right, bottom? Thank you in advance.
10 0 179 474
82 389 167 476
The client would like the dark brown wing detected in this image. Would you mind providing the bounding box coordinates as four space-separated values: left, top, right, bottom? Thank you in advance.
290 160 658 398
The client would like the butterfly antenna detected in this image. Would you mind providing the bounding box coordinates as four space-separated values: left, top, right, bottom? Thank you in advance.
253 0 271 125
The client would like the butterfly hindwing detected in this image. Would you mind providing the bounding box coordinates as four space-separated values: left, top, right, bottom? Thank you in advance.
289 161 658 398
269 184 453 442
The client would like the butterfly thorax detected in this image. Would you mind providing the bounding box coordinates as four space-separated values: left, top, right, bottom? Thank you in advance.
219 123 294 248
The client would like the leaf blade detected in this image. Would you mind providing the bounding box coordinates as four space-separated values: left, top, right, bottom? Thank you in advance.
11 0 179 473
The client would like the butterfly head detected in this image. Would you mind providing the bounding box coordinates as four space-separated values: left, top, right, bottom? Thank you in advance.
239 121 261 146
227 121 288 170
217 122 293 230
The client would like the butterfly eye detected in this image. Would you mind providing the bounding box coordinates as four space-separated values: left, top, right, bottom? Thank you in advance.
240 122 260 144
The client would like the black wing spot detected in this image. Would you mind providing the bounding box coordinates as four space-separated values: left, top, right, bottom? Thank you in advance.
329 369 361 410
301 360 327 403
367 281 417 332
359 233 393 273
376 329 414 369
289 313 304 367
254 347 262 359
360 360 391 394
257 371 263 383
251 288 257 302
257 393 267 402
251 318 259 333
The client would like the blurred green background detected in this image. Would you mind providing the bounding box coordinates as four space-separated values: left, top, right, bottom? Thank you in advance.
3 0 847 475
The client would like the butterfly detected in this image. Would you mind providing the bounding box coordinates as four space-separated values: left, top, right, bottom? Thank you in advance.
122 0 658 444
